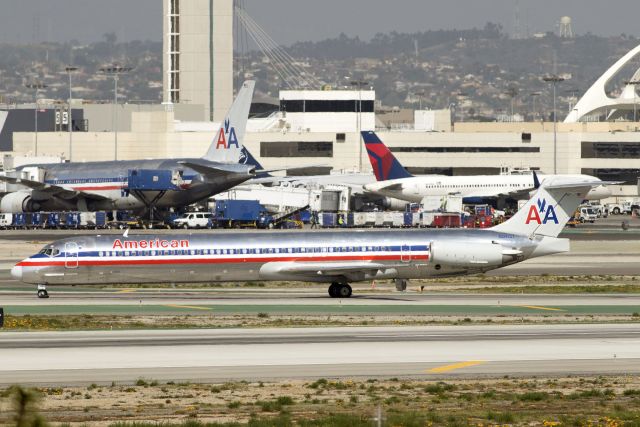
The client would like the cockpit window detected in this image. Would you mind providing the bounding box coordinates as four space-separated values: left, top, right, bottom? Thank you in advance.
38 248 60 257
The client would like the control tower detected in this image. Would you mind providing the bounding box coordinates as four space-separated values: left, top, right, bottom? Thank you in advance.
163 0 233 122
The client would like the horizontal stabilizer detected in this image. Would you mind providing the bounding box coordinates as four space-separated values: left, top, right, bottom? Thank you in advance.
491 178 605 238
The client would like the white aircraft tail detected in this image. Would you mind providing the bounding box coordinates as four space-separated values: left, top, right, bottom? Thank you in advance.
491 178 597 238
202 80 255 162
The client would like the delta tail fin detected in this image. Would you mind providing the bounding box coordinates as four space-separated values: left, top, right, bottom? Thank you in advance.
491 177 598 238
362 131 413 181
203 80 255 162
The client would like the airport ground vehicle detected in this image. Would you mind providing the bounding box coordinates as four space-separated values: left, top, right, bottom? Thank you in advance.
212 200 274 229
606 200 640 215
578 206 598 223
172 212 215 229
12 177 605 298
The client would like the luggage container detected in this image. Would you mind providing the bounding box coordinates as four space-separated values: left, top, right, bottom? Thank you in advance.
432 213 461 228
320 212 336 228
0 213 13 229
45 212 60 229
95 211 107 228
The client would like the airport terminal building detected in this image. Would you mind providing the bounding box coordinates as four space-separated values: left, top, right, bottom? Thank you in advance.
5 95 640 199
1 0 639 200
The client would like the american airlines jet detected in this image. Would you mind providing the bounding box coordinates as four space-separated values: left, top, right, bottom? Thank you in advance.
361 131 610 204
0 81 257 214
13 177 603 298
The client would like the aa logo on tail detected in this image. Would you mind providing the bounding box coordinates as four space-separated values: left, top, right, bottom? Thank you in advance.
215 119 240 149
525 198 559 225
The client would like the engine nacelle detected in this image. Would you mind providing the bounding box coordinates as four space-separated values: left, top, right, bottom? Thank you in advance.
380 197 409 211
0 193 40 213
431 241 504 268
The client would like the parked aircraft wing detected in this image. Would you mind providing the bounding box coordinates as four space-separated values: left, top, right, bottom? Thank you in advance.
178 161 254 180
0 176 110 200
369 182 404 192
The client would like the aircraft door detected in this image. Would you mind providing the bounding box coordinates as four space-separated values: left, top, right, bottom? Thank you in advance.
65 242 79 269
401 244 411 263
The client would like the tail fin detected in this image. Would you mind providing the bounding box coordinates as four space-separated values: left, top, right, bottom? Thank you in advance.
362 131 413 181
491 178 596 238
239 146 272 179
203 80 255 162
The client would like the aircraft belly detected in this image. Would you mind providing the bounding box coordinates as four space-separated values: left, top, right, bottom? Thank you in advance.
33 261 264 286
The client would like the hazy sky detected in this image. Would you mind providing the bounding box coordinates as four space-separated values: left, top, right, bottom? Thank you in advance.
1 0 639 44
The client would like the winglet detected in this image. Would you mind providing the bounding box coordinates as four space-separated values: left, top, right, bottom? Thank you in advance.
123 228 129 238
240 146 272 179
533 171 541 189
362 131 413 181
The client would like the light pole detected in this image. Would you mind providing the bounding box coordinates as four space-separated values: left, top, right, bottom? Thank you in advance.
624 80 640 124
530 92 541 121
65 66 78 161
25 82 47 156
100 65 133 160
504 86 518 121
350 80 369 172
543 75 565 174
415 91 425 110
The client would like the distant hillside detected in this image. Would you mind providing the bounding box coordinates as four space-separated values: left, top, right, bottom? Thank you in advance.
0 35 161 105
2 27 639 121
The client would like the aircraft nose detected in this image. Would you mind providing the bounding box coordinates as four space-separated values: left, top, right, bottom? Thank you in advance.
10 265 22 281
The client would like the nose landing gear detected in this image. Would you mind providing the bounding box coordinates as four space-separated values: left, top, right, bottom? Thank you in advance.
328 282 352 298
37 284 49 299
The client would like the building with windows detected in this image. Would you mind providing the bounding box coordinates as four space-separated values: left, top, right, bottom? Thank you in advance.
162 0 233 122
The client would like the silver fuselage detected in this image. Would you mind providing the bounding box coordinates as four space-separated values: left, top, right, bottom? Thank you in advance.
12 159 254 212
12 229 567 286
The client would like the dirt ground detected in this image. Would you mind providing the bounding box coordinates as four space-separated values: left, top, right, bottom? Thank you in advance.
2 376 640 426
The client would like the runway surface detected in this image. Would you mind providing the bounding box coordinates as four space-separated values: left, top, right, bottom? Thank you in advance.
1 291 639 315
1 324 639 385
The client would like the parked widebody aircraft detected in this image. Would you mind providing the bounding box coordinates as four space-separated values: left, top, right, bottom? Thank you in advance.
361 131 611 204
0 81 257 214
14 176 602 298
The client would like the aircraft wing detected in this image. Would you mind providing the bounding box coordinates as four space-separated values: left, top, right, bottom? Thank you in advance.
0 176 110 200
370 182 403 192
261 261 407 281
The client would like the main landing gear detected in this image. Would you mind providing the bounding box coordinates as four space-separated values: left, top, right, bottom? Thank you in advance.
37 284 49 299
328 282 352 298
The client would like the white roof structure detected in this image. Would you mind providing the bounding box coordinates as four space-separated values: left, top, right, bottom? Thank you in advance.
564 43 640 123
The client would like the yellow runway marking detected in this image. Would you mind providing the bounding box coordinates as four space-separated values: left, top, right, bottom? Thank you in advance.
165 304 212 311
515 305 566 312
427 360 486 373
115 289 137 293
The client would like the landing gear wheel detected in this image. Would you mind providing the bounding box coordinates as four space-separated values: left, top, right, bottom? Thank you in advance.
337 284 352 298
37 289 49 299
328 283 340 298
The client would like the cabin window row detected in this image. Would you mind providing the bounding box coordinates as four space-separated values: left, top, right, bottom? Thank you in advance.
425 183 527 188
49 178 123 184
97 246 400 257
